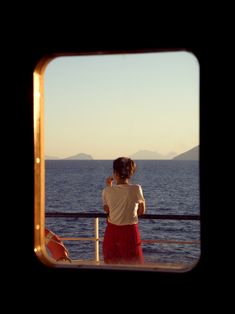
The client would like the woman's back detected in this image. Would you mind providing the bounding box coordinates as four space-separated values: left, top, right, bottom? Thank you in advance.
102 184 144 225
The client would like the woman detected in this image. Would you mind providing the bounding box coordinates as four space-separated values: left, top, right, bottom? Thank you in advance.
102 157 145 264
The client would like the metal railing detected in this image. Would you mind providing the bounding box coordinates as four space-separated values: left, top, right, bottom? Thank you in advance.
46 212 200 262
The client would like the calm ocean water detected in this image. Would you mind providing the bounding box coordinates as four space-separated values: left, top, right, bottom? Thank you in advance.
45 160 200 265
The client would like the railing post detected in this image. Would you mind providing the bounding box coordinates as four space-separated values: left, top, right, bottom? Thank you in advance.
94 217 99 262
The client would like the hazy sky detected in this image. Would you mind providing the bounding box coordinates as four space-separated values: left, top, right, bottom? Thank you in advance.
44 51 199 159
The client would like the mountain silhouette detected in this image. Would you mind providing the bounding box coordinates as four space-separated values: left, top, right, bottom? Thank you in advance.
64 153 93 160
45 155 59 160
173 145 199 160
129 150 177 160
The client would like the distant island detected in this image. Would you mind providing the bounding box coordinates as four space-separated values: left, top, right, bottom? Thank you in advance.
45 153 93 160
173 145 199 160
45 155 60 160
129 150 177 160
45 146 199 160
64 153 93 160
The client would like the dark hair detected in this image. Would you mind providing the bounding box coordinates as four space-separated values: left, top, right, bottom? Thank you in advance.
113 157 136 179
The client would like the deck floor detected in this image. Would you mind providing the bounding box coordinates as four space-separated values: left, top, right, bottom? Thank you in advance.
54 259 194 272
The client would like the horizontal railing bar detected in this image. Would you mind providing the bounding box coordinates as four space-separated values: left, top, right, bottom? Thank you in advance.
142 239 200 244
46 212 200 220
61 237 97 241
60 237 200 245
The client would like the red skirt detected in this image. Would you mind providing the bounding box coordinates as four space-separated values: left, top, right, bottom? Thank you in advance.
103 221 144 264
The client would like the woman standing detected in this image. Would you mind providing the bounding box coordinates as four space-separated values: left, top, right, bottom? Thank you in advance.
102 157 146 264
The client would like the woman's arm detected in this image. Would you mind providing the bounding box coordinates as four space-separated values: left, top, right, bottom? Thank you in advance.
103 204 110 214
137 201 145 216
103 177 113 213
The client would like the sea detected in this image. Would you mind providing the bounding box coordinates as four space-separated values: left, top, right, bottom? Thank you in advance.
45 160 200 266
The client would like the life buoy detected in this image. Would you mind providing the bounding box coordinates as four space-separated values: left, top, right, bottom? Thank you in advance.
45 228 71 262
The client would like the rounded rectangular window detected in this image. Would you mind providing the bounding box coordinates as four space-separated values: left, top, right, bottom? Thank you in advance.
34 50 200 272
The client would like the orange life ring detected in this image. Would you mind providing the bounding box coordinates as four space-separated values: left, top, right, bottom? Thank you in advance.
45 228 71 262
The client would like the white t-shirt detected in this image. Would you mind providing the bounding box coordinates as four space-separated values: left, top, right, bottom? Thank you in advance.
102 184 145 225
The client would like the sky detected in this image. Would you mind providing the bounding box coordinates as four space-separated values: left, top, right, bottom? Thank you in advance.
44 51 199 159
